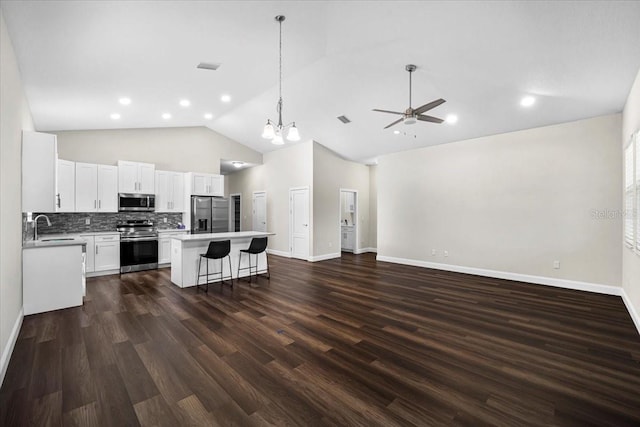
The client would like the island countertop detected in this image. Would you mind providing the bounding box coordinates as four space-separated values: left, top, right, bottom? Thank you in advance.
172 231 274 242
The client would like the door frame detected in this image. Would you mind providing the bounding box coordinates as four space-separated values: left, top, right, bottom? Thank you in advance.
338 188 358 254
229 193 242 232
252 190 267 232
289 186 310 260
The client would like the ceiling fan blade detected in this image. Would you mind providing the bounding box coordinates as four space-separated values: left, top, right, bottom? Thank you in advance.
416 114 444 124
414 98 446 115
383 118 404 129
373 109 404 115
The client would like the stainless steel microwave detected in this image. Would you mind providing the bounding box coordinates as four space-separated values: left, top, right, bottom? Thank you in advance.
118 193 155 212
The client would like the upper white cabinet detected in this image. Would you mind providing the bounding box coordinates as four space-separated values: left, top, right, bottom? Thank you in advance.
22 131 57 212
56 159 75 212
156 170 184 212
118 160 155 194
186 172 224 197
75 163 118 212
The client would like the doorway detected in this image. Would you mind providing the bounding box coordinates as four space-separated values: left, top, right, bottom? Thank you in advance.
230 193 241 232
252 191 267 232
290 187 310 260
339 189 357 253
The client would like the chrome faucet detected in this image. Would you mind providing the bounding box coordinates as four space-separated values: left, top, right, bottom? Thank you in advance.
33 214 51 240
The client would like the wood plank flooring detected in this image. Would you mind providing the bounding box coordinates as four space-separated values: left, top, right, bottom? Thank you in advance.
2 253 640 426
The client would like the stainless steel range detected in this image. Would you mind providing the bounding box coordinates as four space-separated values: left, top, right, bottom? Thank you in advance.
117 219 158 273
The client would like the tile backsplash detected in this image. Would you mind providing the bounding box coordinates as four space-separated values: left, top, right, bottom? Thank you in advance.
23 212 184 241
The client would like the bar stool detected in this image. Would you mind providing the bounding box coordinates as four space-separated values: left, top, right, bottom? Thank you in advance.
196 240 233 292
237 237 270 283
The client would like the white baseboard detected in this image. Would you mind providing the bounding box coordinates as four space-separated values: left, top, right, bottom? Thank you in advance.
621 290 640 335
1 308 23 387
355 247 377 254
376 255 623 296
267 249 291 258
86 269 120 278
309 253 341 262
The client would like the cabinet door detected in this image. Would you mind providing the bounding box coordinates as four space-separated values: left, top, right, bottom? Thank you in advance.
158 238 171 264
170 172 184 211
155 171 170 212
192 173 209 195
138 163 155 194
97 165 118 212
117 160 138 193
210 175 224 197
81 235 95 273
75 163 98 212
22 131 57 212
57 159 75 212
95 239 120 271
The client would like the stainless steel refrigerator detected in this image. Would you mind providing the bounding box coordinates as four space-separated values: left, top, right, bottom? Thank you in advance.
191 196 229 234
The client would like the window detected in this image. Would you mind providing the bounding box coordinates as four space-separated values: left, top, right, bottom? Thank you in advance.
625 140 634 248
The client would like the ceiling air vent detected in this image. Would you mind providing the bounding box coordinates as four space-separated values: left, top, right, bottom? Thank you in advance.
197 62 221 71
337 115 351 124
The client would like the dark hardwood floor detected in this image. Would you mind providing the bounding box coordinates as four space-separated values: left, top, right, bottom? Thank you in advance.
2 252 640 426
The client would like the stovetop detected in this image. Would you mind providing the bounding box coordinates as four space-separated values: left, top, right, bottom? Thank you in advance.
117 220 157 236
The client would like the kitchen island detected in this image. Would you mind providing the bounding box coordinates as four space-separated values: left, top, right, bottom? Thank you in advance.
170 231 274 288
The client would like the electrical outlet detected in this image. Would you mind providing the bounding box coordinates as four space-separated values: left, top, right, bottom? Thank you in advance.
85 218 90 225
553 260 560 269
431 249 436 256
163 217 167 223
444 250 449 257
27 212 33 222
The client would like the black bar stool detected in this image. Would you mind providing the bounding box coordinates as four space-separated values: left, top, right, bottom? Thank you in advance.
196 240 233 292
237 237 270 283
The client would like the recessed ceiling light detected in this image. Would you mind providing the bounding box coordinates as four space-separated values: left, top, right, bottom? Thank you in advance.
162 113 172 120
393 130 400 135
231 161 244 168
520 96 536 107
445 114 458 124
118 97 131 105
179 99 191 107
110 113 121 120
204 113 213 120
220 94 231 103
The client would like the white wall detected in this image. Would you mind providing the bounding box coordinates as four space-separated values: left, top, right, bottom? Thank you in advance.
54 126 262 175
312 142 370 256
369 165 377 250
622 67 640 323
227 141 313 254
378 114 622 287
0 10 34 383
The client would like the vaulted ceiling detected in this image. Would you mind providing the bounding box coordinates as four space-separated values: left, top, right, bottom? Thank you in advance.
2 1 640 163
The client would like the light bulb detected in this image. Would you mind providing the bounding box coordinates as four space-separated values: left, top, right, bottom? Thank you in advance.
262 121 275 139
286 124 300 141
272 133 284 145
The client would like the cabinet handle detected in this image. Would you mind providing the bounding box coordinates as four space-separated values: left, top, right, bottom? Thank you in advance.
98 200 101 209
57 193 61 208
94 200 97 208
96 245 98 254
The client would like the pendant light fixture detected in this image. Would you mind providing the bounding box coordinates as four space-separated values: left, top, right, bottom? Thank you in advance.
262 15 300 144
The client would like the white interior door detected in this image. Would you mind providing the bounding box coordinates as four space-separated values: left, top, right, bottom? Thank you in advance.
290 188 309 260
253 191 267 232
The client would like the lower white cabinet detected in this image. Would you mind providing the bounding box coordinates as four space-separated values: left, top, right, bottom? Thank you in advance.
159 231 188 264
95 234 120 271
81 235 96 273
23 245 84 315
341 226 355 251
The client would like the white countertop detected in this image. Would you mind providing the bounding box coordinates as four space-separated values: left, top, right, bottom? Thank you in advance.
23 236 87 249
158 229 189 234
173 231 274 242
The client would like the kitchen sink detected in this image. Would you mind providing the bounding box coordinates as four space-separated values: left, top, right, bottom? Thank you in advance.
40 238 75 242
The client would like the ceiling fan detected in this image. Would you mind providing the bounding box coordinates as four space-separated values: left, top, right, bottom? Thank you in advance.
373 64 446 129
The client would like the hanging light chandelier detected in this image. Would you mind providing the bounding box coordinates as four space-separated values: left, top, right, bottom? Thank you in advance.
262 15 300 145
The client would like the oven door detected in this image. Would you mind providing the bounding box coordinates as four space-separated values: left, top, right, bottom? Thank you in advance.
120 237 158 273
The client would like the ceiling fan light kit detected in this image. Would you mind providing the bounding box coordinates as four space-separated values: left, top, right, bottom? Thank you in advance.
373 64 446 129
262 15 301 144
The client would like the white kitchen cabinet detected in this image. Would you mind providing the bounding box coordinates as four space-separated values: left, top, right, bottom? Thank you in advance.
341 226 355 251
75 163 118 212
22 131 57 212
56 159 75 212
81 234 96 273
95 234 120 271
118 160 155 194
345 192 355 213
156 170 184 212
186 172 224 197
23 244 84 315
158 231 188 264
